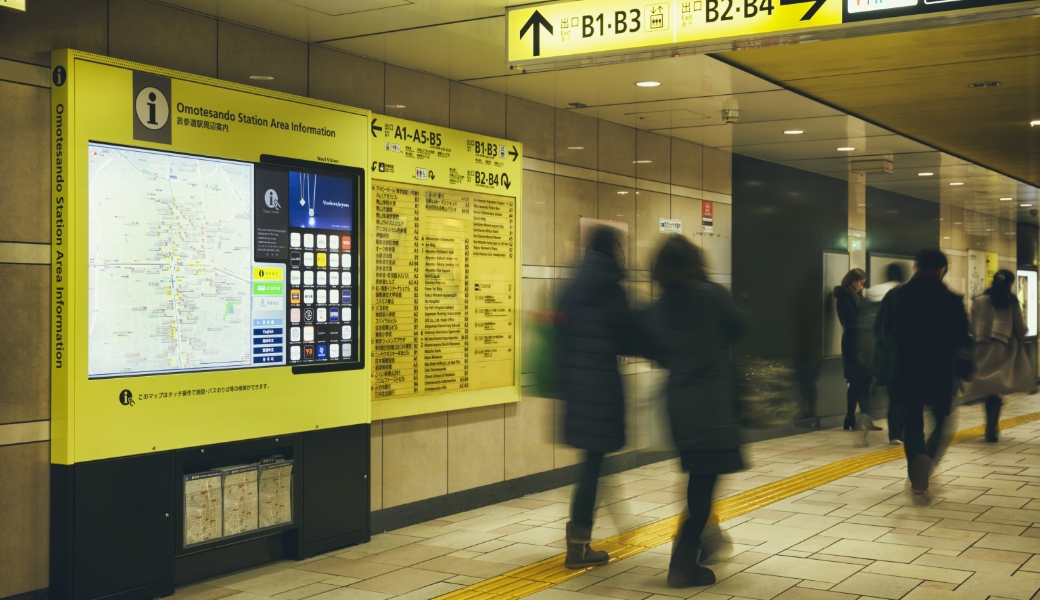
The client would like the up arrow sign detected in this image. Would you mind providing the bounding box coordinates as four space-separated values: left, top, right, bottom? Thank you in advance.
519 10 553 57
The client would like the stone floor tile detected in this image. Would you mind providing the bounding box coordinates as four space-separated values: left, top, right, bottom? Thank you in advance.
306 588 393 600
596 572 695 599
917 583 957 591
772 588 859 600
706 572 800 600
976 507 1040 526
915 528 983 543
900 588 986 600
967 495 1030 508
392 583 465 600
727 552 772 566
954 572 1040 600
628 567 666 577
929 518 1025 535
820 523 891 541
169 584 242 600
418 530 503 550
959 546 1031 564
498 526 567 545
929 502 988 514
297 559 401 581
452 514 534 532
464 540 514 553
843 516 933 531
746 556 863 583
722 524 817 553
860 561 971 584
794 581 834 591
830 573 921 599
582 584 654 600
407 556 514 579
497 498 557 510
815 539 926 563
473 543 562 566
773 515 845 532
222 568 336 595
874 533 973 552
973 532 1040 554
555 574 608 592
361 544 457 567
808 554 872 566
275 583 340 600
349 569 452 596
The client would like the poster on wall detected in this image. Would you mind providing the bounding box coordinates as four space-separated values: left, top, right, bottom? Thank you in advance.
968 250 986 303
1018 270 1038 337
579 217 629 270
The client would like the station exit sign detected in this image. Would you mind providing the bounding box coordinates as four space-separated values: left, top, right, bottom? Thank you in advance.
0 0 26 10
507 0 1037 63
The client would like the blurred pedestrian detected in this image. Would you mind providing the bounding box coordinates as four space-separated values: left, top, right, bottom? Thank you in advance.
640 236 746 588
861 263 907 444
558 226 634 568
834 268 877 431
876 249 971 494
969 270 1031 442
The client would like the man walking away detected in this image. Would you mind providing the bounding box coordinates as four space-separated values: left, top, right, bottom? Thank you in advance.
877 249 970 494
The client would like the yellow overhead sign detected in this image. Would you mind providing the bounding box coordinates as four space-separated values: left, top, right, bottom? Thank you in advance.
0 0 26 10
507 0 841 62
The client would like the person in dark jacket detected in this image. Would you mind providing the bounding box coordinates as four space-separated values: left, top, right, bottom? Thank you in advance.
875 249 971 494
639 236 746 588
835 268 877 432
860 263 908 444
557 226 633 569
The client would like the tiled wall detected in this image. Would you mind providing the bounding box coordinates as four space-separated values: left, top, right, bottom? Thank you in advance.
0 1 732 596
939 204 1019 304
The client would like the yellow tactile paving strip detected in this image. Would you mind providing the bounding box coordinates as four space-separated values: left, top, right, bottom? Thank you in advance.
435 410 1040 600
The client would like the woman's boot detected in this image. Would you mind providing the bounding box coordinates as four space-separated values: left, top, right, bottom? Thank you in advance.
985 396 1003 443
667 537 716 588
564 522 609 569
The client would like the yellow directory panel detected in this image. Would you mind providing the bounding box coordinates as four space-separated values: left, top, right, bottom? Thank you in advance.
51 50 371 464
507 0 841 62
369 117 522 420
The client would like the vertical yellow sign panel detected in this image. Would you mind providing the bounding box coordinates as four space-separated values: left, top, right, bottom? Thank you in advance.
0 0 27 11
369 117 522 420
506 0 841 63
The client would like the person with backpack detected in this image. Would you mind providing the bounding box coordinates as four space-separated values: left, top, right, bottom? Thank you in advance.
875 249 971 494
969 270 1031 442
557 226 635 569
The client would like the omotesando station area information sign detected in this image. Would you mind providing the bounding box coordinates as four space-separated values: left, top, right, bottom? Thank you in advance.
369 117 522 419
51 50 370 464
506 0 1037 62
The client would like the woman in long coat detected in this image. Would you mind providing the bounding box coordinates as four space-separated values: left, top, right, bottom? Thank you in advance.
640 236 745 588
557 226 634 568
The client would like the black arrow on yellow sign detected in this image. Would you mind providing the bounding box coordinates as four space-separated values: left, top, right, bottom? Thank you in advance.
780 0 827 20
508 146 519 161
520 10 553 57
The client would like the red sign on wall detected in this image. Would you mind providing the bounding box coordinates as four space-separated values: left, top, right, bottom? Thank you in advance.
702 201 714 234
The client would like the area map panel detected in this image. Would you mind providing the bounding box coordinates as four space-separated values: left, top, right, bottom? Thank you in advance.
372 181 514 399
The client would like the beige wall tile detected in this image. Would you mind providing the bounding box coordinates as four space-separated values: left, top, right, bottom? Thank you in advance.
217 22 307 96
949 206 966 250
0 442 48 598
703 146 733 195
109 0 216 77
385 65 449 128
0 0 107 65
0 265 50 424
598 183 636 269
636 131 671 184
555 109 597 170
670 195 705 250
634 190 671 272
522 170 555 267
554 176 598 267
702 201 733 275
598 120 636 177
371 421 383 511
382 412 448 508
521 277 554 374
507 97 554 161
448 405 505 493
308 46 384 113
0 81 49 244
554 398 583 468
672 138 704 191
449 82 505 139
505 392 555 479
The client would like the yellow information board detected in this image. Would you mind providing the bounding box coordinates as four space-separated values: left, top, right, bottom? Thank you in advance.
507 0 841 62
369 117 522 420
51 50 371 464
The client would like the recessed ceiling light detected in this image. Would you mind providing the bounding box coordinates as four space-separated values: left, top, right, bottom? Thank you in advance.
633 160 652 164
385 104 406 109
1031 120 1040 127
838 147 855 152
969 81 1001 88
567 146 584 150
784 130 803 135
918 172 934 176
635 81 661 87
944 236 951 240
249 75 274 80
617 191 629 195
1000 197 1014 201
954 222 963 225
1023 204 1033 207
949 182 965 186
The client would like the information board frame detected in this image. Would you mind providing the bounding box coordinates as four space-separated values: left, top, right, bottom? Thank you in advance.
369 116 523 420
51 50 372 465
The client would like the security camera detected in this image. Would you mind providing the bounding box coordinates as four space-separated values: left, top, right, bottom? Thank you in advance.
722 108 739 124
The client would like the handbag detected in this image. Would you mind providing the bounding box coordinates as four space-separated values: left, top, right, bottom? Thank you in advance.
530 319 562 399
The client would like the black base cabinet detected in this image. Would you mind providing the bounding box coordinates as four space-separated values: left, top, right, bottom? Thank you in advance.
51 424 370 600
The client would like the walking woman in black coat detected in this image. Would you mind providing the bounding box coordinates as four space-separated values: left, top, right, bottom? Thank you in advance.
640 236 746 588
834 268 875 431
557 226 634 569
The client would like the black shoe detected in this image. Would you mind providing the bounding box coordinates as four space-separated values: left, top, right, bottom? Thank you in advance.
564 521 609 569
909 454 932 493
844 415 855 430
667 564 716 588
985 396 1002 443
